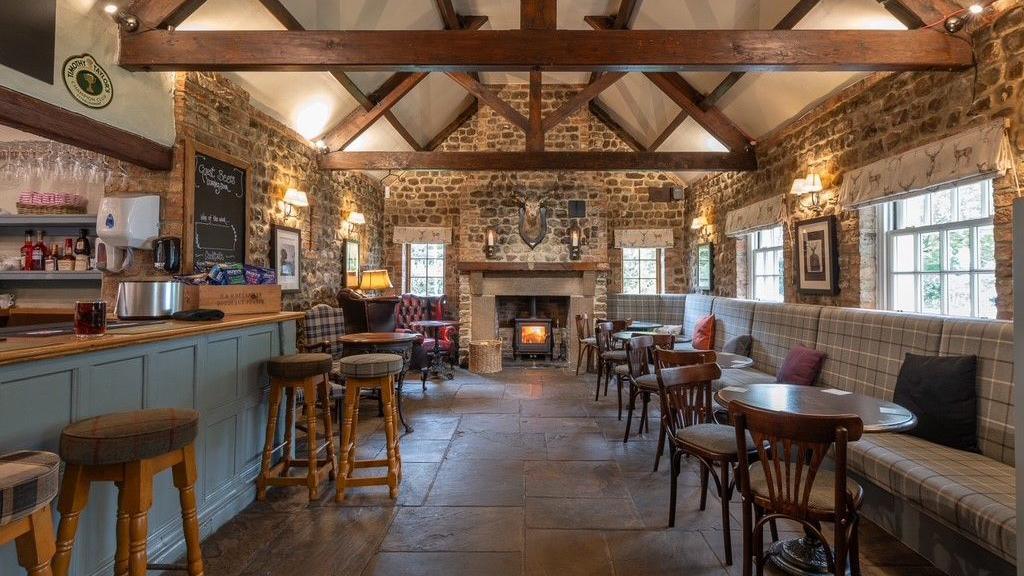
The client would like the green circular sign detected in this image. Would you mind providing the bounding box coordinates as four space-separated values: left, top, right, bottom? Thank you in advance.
62 54 113 109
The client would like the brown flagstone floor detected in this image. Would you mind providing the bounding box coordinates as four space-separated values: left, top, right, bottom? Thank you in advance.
181 366 945 576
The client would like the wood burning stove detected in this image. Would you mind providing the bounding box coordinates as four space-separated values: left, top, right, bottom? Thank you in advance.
512 297 555 360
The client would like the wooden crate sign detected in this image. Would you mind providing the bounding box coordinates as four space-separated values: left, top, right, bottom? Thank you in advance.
183 285 282 314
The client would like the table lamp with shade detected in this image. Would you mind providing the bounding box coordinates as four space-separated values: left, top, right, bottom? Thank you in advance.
358 269 393 295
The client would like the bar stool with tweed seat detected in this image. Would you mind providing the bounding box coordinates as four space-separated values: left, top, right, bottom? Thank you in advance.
257 353 338 502
53 409 203 576
335 353 405 502
0 451 59 576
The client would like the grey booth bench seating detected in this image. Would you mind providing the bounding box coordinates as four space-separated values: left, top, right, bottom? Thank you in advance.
605 293 1016 575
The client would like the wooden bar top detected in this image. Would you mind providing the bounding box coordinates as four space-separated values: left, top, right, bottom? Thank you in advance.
0 311 304 367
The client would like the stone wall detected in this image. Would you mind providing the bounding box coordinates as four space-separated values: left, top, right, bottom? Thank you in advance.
383 84 687 314
96 72 385 310
683 4 1024 319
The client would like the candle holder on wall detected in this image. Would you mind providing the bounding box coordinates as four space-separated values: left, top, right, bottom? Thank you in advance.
569 222 583 260
484 227 498 258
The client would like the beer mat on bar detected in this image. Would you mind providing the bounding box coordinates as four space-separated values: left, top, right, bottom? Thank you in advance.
0 320 164 337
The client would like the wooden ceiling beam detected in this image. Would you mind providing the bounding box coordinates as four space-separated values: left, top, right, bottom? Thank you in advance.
319 151 756 171
521 0 557 30
321 73 425 150
434 0 462 30
878 0 963 29
425 97 478 151
128 0 207 30
447 73 529 131
588 101 646 152
703 0 822 109
527 70 544 151
117 29 974 72
543 71 625 132
0 85 173 170
588 0 642 83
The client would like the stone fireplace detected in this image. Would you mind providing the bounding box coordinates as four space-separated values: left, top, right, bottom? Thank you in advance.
458 263 608 363
496 295 569 359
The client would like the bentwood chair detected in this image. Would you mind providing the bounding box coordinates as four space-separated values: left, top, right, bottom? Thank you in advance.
650 347 711 471
619 335 656 443
731 401 865 576
575 313 597 375
594 321 627 419
657 359 757 566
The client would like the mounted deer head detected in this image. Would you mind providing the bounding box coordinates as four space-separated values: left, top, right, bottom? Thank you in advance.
515 190 549 250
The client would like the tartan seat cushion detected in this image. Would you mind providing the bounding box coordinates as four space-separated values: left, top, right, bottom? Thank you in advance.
301 304 346 357
847 433 1016 562
633 373 660 390
268 353 333 379
337 353 404 379
0 451 59 526
601 350 626 361
60 409 199 466
614 363 655 377
676 423 755 455
748 461 863 513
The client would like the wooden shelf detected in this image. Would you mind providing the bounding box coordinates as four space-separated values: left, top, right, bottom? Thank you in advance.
457 261 609 272
0 215 96 227
0 271 102 281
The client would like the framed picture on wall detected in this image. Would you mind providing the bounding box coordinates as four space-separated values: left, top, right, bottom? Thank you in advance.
794 215 839 295
696 243 714 292
271 225 301 292
342 239 360 288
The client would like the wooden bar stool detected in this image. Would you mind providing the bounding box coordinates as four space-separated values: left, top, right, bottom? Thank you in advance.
53 409 203 576
0 451 60 576
335 353 405 502
257 353 338 501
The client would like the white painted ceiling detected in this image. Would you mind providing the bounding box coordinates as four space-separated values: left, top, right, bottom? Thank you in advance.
173 0 918 180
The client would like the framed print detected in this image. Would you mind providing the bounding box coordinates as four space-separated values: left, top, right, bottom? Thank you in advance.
696 243 714 292
342 239 360 288
795 215 838 294
271 225 301 293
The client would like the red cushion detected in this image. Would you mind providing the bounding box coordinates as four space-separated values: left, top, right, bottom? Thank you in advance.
692 314 715 351
776 345 826 386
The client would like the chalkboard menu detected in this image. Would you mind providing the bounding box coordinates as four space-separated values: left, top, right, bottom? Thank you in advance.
184 140 251 272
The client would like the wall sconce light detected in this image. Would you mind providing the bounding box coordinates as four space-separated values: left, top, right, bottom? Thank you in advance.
569 222 583 260
484 227 498 258
281 188 309 218
104 3 139 31
790 172 824 210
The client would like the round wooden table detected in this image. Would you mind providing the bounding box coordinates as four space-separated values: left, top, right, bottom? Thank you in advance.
339 331 421 433
715 383 916 575
611 330 660 342
627 321 663 331
410 320 460 381
715 352 754 370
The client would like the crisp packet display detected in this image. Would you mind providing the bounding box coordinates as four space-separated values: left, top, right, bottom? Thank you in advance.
244 265 277 285
173 273 209 285
209 263 246 285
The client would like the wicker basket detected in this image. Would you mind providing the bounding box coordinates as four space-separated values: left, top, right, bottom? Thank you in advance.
468 340 503 374
16 203 88 215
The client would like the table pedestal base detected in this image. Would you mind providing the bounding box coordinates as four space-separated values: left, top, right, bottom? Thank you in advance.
768 536 847 576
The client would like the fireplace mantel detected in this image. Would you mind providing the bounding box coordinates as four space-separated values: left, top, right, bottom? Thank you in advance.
457 261 609 272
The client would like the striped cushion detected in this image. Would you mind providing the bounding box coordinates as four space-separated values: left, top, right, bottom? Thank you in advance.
848 433 1016 562
939 318 1014 466
301 304 346 357
337 353 404 379
269 353 332 380
0 451 59 526
60 409 199 466
710 298 755 351
682 294 714 337
750 302 821 376
815 308 942 399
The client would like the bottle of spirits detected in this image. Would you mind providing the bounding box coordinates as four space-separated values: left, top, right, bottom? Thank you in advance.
58 239 76 271
20 230 34 271
32 230 49 272
74 229 92 271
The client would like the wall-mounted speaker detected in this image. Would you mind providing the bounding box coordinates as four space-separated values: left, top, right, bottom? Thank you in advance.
648 186 686 202
568 200 586 218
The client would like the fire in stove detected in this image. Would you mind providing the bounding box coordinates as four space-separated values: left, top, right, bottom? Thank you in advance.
520 325 549 345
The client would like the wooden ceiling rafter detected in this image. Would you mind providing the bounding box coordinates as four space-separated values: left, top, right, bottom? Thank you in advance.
318 151 755 171
528 70 545 151
424 97 478 151
589 0 642 84
703 0 823 109
543 71 626 132
521 0 558 30
878 0 964 29
588 101 647 152
649 108 688 151
447 72 529 131
117 29 974 72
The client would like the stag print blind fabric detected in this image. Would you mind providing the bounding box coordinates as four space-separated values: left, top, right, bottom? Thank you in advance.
839 119 1013 210
613 229 674 248
392 227 453 244
724 195 786 237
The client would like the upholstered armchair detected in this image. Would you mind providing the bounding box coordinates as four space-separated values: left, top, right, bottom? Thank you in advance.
396 293 459 369
337 288 400 333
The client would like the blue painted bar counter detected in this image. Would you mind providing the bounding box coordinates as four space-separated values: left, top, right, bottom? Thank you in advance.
0 312 303 575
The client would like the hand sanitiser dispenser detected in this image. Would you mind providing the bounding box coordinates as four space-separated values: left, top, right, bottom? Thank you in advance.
95 195 160 273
